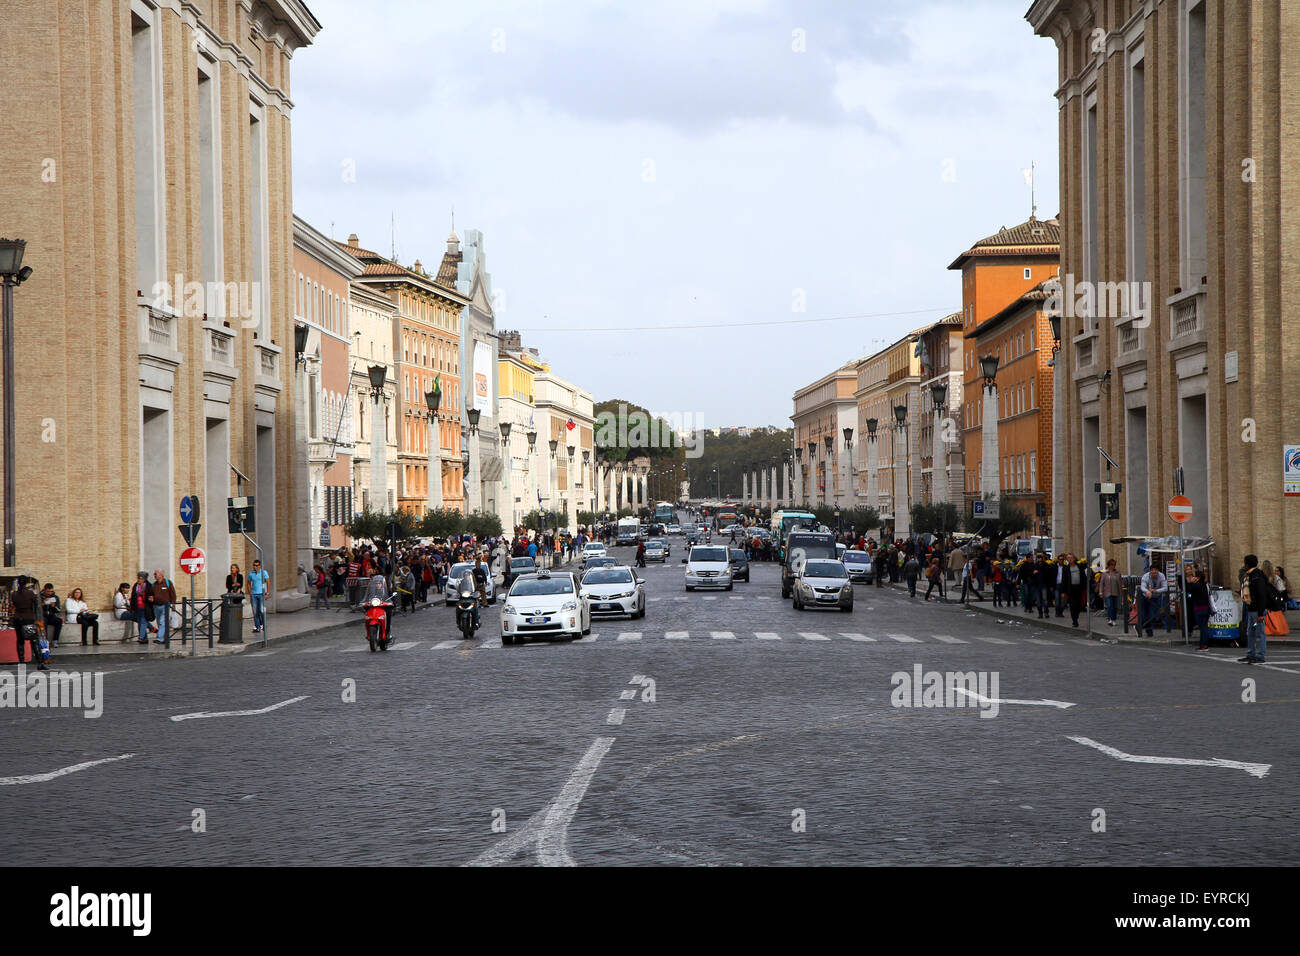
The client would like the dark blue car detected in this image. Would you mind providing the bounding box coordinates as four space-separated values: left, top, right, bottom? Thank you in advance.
729 548 750 583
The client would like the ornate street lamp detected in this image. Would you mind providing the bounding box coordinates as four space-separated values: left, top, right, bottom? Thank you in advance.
0 237 34 568
823 434 834 454
367 364 387 402
893 403 908 428
843 426 854 450
930 381 948 412
499 420 511 441
425 388 441 418
466 399 481 436
979 353 1000 390
866 417 878 440
526 429 537 451
548 438 558 457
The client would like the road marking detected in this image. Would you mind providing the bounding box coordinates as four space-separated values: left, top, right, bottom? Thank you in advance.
246 650 277 657
391 641 418 650
1067 735 1271 778
931 634 967 644
665 631 689 640
170 696 309 722
297 646 330 654
953 688 1075 709
885 633 922 643
754 632 780 640
673 596 688 601
617 632 642 642
840 633 876 642
975 636 1014 645
798 632 830 641
467 736 616 867
433 640 461 649
702 596 718 601
1025 639 1060 646
340 645 369 653
0 753 137 786
630 674 645 683
606 708 626 725
619 689 636 700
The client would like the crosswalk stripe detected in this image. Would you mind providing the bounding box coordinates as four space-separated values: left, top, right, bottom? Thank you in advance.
711 631 736 640
840 633 875 642
728 596 744 600
665 631 689 640
432 640 460 649
975 636 1014 645
297 646 330 654
574 633 599 643
247 650 277 657
618 632 642 641
340 645 368 652
931 634 968 644
798 632 830 641
391 641 418 650
1026 638 1060 646
755 632 781 640
885 633 921 643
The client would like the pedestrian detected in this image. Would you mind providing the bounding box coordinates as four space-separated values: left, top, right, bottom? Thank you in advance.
311 564 331 610
11 576 47 670
1239 554 1270 664
1099 559 1123 627
112 582 132 628
129 571 153 643
991 561 1004 607
1138 564 1168 637
396 565 415 612
65 587 101 646
1030 554 1050 618
246 559 270 634
904 553 920 598
151 569 177 645
1187 565 1212 650
923 557 942 601
225 563 244 595
40 583 64 647
1062 554 1086 627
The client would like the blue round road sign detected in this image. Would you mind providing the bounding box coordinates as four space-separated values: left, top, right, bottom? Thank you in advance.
180 496 196 524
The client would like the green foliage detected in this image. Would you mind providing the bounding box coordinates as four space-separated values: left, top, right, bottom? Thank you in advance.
593 399 687 464
911 502 961 536
464 510 503 539
808 504 879 532
577 510 599 526
684 428 794 499
419 507 465 540
344 507 387 544
962 497 1031 552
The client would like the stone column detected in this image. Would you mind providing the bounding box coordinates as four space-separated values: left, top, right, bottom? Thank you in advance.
932 406 946 507
371 391 387 513
981 383 1000 500
1051 362 1064 558
894 425 911 538
426 414 442 511
866 437 879 516
468 430 482 515
499 431 511 531
743 471 749 505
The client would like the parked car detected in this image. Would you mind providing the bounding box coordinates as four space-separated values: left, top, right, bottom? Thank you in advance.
444 562 496 605
792 559 854 612
684 545 733 591
500 571 589 645
581 565 646 619
728 548 750 582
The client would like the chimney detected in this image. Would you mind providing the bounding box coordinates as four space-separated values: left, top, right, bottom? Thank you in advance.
413 259 423 275
348 233 359 246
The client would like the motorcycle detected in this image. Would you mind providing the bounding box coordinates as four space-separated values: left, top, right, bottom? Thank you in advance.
363 597 394 652
455 583 480 640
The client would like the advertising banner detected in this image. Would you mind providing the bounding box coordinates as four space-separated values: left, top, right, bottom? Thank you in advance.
473 341 491 416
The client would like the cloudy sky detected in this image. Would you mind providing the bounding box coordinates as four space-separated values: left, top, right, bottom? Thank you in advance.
291 0 1060 429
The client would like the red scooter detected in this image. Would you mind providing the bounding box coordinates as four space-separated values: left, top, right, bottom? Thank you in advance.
363 597 394 652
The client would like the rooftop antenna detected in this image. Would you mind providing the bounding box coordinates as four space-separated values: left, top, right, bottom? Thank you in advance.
451 204 455 234
1028 161 1038 219
390 210 396 262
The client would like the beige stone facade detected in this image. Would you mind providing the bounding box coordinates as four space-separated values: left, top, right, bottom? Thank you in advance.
792 364 858 510
0 0 318 610
1027 0 1300 577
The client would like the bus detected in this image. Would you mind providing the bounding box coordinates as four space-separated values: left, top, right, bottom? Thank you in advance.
715 508 739 531
653 502 675 527
770 510 818 560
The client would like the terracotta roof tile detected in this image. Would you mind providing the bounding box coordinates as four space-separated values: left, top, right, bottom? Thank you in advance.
947 216 1061 270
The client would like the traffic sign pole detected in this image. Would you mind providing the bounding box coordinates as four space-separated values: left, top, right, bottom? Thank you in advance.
1168 493 1194 646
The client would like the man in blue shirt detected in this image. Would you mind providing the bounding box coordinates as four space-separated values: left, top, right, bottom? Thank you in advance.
246 559 270 633
526 540 538 560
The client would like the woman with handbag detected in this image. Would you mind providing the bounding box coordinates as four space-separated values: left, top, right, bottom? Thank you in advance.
1187 566 1212 650
225 563 244 594
65 587 100 645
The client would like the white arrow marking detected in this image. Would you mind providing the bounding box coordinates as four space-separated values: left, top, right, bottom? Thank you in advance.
0 753 137 786
1068 735 1271 778
169 695 309 722
467 736 616 867
953 688 1076 709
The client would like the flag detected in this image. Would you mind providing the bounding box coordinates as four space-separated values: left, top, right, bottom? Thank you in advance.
528 410 535 427
566 418 576 431
432 372 441 394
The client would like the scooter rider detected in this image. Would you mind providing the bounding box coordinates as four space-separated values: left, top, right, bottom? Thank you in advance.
470 554 489 628
365 571 393 638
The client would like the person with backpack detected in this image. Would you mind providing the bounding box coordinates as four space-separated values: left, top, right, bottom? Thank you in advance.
1239 554 1271 664
11 576 47 670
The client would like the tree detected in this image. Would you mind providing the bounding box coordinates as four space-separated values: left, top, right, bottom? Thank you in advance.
962 497 1031 553
344 507 386 545
577 510 599 527
520 509 547 533
464 510 503 540
911 502 961 538
419 507 465 540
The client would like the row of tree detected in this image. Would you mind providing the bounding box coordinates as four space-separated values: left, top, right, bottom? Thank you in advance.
343 507 504 546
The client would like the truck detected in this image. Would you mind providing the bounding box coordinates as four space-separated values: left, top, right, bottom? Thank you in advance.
616 517 641 546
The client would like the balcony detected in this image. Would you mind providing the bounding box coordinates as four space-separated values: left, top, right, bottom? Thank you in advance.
254 342 282 395
1165 288 1208 356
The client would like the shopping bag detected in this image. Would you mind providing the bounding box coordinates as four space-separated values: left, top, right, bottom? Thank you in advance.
1265 610 1290 636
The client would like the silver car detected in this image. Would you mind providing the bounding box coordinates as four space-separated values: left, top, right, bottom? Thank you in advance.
644 538 669 562
793 558 853 612
444 561 496 605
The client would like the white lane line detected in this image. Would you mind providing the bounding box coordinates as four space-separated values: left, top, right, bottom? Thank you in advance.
975 636 1014 645
885 633 922 643
931 634 968 644
755 632 781 640
1067 735 1271 778
840 633 876 642
798 632 830 641
606 708 626 725
619 689 636 700
0 753 137 786
1026 639 1061 646
617 632 642 642
665 631 689 640
467 736 616 868
340 645 369 653
247 650 277 657
433 640 461 649
711 631 736 640
953 688 1075 709
391 641 419 650
170 695 309 722
297 646 330 654
702 596 718 601
673 596 688 601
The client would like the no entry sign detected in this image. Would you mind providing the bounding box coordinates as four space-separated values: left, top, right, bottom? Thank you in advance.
1168 495 1193 524
180 547 206 575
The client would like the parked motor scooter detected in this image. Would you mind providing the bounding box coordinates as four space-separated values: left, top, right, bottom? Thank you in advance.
363 597 394 651
455 583 480 640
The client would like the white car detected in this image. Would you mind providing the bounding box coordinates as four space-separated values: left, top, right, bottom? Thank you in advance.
501 571 590 645
580 542 607 568
444 562 496 605
667 524 682 535
684 544 733 591
582 565 646 619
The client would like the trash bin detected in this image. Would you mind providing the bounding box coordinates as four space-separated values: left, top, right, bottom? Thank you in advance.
220 594 245 644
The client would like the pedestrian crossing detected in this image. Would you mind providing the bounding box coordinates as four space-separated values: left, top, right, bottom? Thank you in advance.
283 629 1104 653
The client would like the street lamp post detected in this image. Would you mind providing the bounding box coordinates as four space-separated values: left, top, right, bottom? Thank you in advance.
865 418 879 522
526 428 537 536
499 420 512 531
793 446 803 508
0 239 33 567
466 401 482 515
806 441 818 508
582 449 591 520
979 353 1001 503
930 381 948 510
367 363 389 512
426 388 443 512
893 403 910 541
842 426 854 513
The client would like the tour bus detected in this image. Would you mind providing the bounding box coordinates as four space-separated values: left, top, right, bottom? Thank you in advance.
653 502 675 527
770 510 818 560
715 508 740 531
